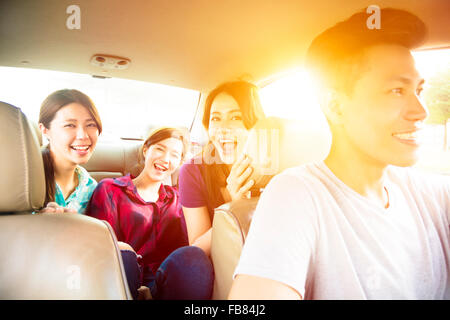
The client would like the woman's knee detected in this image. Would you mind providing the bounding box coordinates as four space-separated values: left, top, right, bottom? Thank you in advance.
155 246 214 299
120 249 141 300
118 241 136 253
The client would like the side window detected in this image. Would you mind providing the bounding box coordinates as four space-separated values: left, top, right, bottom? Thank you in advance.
187 94 209 160
258 68 331 160
259 69 326 125
0 66 199 142
260 69 329 130
412 49 450 175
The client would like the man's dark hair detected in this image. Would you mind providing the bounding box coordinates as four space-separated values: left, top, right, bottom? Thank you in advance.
305 8 427 94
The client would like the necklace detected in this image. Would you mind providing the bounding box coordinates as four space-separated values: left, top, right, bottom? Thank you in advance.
384 186 390 209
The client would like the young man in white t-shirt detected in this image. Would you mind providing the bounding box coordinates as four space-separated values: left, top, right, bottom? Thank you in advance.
229 8 450 300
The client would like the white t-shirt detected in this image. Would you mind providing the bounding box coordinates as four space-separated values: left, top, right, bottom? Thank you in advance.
234 162 450 299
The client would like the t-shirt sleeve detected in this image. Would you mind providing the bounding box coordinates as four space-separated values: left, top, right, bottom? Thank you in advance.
85 180 120 236
406 169 450 230
233 171 319 298
178 162 207 208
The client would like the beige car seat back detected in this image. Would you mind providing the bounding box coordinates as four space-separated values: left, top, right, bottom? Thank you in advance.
0 102 131 299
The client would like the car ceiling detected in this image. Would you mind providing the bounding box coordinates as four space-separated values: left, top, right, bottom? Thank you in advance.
0 0 449 93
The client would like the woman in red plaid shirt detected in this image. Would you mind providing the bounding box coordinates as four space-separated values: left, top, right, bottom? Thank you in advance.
86 127 213 300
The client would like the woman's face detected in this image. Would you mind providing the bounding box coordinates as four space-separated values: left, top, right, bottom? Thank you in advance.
40 103 99 168
143 137 184 182
208 93 249 164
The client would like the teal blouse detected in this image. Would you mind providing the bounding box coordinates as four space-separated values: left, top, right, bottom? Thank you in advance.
54 166 97 214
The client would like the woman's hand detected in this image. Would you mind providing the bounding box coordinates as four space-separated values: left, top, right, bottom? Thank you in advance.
39 202 77 214
138 286 152 300
225 154 254 202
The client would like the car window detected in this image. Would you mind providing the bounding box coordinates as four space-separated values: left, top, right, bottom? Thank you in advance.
258 68 329 140
0 66 200 142
412 49 450 175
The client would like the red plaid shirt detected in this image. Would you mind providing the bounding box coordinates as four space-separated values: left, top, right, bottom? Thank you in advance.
85 174 188 284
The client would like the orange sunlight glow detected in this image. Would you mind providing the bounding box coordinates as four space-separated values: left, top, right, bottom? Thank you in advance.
259 68 325 124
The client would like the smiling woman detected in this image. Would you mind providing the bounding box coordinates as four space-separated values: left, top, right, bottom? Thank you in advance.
179 81 266 258
85 127 214 300
38 89 102 212
133 126 190 188
207 93 249 165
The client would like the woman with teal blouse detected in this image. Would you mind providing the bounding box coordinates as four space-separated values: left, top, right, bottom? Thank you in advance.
37 89 102 214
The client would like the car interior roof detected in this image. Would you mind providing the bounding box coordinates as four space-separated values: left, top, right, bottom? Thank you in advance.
1 0 449 93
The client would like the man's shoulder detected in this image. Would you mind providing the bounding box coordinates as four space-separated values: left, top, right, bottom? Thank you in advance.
280 163 320 177
262 163 329 202
387 166 450 217
272 162 328 188
387 166 450 192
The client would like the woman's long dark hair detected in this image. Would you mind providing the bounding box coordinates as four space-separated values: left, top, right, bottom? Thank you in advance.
39 89 102 206
200 81 265 207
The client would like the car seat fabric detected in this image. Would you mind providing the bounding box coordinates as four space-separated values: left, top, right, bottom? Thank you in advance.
0 102 45 213
0 101 132 299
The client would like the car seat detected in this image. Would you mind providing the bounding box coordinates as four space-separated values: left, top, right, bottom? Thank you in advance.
0 101 132 299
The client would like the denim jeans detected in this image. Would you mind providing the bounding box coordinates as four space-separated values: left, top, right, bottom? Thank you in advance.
120 246 214 300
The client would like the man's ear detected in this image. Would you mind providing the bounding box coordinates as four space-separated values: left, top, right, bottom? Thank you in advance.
319 89 344 126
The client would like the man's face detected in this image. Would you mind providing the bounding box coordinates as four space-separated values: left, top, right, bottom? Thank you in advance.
337 44 428 168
